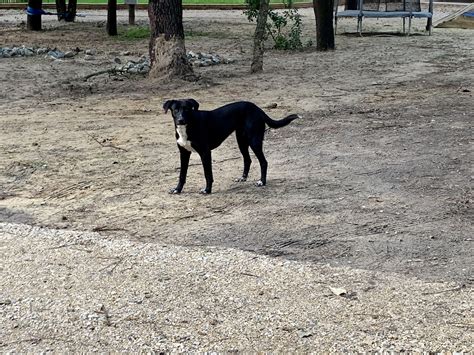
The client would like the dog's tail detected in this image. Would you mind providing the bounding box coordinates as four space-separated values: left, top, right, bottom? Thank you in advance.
263 113 300 129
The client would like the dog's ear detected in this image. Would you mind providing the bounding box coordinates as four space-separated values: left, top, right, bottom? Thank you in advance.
163 100 175 114
186 99 200 111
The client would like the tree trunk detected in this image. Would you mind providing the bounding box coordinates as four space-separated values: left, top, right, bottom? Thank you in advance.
107 0 117 36
148 0 193 79
313 0 335 51
250 0 270 73
27 0 42 31
55 0 66 20
66 0 77 22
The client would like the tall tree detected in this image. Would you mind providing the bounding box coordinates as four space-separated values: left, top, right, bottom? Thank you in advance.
148 0 193 78
313 0 335 50
250 0 270 73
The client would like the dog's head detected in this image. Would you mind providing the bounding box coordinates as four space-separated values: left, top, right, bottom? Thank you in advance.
163 99 200 126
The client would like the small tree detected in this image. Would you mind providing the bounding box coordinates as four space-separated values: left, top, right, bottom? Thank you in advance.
246 0 307 73
148 0 193 78
313 0 335 50
246 0 306 51
250 0 270 73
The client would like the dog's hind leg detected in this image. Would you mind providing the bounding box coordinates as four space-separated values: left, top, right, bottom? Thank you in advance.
249 140 268 187
235 133 251 182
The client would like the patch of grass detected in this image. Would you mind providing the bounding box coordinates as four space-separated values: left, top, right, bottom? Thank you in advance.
118 26 150 40
184 29 234 39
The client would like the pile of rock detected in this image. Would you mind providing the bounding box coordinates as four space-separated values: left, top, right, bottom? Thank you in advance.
0 46 234 72
0 46 36 58
0 46 77 59
187 51 235 67
84 49 97 61
117 56 151 74
47 49 76 59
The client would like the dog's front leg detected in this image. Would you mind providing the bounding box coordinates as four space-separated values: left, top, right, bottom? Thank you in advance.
170 147 191 194
199 150 213 194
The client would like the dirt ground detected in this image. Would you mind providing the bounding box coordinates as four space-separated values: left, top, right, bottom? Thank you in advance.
0 6 473 350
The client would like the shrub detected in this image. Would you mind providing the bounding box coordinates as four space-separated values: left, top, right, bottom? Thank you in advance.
244 0 307 50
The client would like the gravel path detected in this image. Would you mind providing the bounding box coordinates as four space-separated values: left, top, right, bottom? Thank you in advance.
1 222 472 352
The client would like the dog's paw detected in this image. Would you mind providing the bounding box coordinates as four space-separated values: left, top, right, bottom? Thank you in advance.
235 176 247 182
169 188 181 194
255 180 265 187
200 188 211 195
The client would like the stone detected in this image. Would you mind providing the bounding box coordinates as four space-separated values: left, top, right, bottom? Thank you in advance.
201 59 213 67
84 54 94 61
64 51 75 58
48 50 65 59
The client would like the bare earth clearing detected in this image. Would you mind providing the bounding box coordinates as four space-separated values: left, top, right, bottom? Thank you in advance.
0 7 473 351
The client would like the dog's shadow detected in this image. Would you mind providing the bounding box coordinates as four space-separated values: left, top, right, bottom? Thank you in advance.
224 178 288 194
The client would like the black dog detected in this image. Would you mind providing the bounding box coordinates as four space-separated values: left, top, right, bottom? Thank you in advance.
164 99 299 194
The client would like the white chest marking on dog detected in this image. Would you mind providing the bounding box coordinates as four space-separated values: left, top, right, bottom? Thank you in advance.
176 125 195 152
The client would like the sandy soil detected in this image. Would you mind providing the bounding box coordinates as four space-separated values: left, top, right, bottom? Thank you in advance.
1 222 472 352
0 6 473 351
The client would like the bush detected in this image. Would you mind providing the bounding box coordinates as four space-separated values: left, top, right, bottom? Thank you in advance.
244 0 307 50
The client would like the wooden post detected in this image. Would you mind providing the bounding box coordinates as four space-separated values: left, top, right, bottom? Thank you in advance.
125 0 137 26
129 4 136 25
426 0 433 34
107 0 118 36
27 0 42 31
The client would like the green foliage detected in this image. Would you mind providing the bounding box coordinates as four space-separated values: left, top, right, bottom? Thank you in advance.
244 0 308 50
119 26 150 40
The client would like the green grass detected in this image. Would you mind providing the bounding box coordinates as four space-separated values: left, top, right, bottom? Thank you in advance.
115 26 236 40
118 25 150 40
